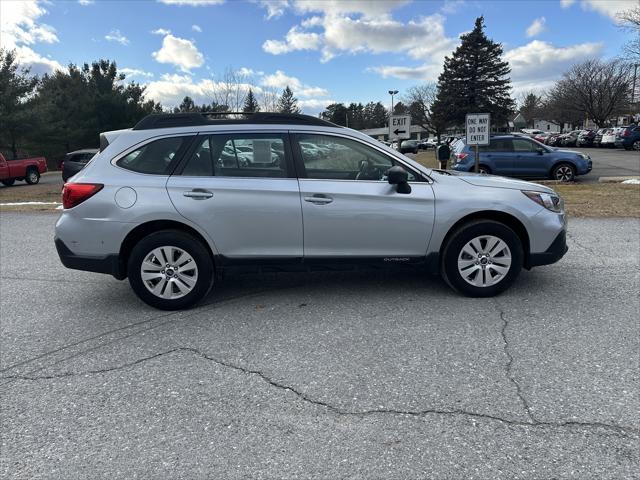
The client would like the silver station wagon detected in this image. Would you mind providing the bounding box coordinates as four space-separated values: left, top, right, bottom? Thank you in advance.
55 113 568 309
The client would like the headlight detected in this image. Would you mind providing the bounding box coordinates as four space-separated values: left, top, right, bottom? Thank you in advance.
522 190 564 213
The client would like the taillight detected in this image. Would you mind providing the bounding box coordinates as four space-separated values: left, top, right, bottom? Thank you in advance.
456 153 469 161
62 183 103 209
622 129 631 137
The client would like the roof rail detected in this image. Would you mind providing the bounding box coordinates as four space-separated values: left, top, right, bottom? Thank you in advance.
132 112 339 130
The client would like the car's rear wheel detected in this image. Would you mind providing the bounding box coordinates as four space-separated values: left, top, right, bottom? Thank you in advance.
472 165 491 175
633 140 640 151
1 179 15 187
441 220 523 297
128 230 214 310
25 168 40 185
551 163 575 182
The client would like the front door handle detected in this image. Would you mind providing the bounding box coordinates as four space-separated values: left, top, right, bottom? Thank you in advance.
304 194 333 205
183 189 213 199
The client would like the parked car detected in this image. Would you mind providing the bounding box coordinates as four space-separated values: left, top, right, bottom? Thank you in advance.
592 128 607 148
400 139 420 154
0 153 47 186
419 138 437 150
533 133 550 143
614 125 640 150
560 130 581 147
545 133 562 146
451 134 591 182
520 129 544 137
55 112 568 309
600 128 620 148
62 149 99 182
576 130 596 147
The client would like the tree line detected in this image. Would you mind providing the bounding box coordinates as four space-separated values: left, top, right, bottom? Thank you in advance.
1 6 637 161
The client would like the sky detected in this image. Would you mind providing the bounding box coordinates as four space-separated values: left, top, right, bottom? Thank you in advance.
1 0 636 114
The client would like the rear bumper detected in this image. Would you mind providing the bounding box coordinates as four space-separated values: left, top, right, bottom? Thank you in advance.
526 230 568 268
55 237 125 279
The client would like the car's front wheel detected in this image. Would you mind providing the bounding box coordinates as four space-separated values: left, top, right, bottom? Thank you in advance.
128 230 214 310
441 220 523 297
551 163 575 182
1 179 15 187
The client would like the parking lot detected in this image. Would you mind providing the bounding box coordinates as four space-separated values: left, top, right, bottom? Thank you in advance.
567 146 639 181
1 212 638 479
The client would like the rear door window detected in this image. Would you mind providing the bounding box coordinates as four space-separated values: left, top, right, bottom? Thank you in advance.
180 133 290 178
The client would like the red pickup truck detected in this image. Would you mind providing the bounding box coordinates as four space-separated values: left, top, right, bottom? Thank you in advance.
0 153 48 186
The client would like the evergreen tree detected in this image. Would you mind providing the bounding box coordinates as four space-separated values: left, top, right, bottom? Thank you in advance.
277 86 301 114
431 16 515 128
175 96 197 113
242 88 260 113
0 49 39 158
519 92 543 127
321 103 348 126
392 101 408 115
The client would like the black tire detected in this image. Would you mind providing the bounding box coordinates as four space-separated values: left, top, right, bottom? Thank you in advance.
441 220 523 298
551 163 576 182
633 140 640 151
1 179 15 186
25 168 40 185
128 230 214 310
471 165 491 175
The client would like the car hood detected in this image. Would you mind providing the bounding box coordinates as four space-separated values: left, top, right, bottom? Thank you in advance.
551 148 580 155
446 171 555 193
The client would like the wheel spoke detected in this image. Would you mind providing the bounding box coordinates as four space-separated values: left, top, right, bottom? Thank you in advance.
141 271 163 281
458 234 512 288
458 258 476 270
152 277 168 297
489 264 509 276
141 245 199 300
470 237 483 254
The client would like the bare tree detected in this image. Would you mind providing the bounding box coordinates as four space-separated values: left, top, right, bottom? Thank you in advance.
403 83 446 138
549 59 631 128
617 4 640 60
259 85 279 112
205 67 252 111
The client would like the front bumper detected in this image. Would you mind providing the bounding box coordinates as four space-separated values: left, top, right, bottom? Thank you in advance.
55 237 125 279
526 230 568 268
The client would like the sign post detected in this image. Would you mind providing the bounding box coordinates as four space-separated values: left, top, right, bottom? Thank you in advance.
389 115 411 151
465 113 490 173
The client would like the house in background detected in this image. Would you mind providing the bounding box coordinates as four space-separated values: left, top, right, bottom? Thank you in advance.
532 119 561 132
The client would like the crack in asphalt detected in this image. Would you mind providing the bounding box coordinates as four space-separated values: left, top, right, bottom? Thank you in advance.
3 346 637 438
566 231 607 266
494 301 536 422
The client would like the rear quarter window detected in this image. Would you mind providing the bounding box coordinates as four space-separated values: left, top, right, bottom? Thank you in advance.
116 136 191 175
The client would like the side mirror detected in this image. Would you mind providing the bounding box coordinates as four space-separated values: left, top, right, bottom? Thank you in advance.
387 166 411 194
537 148 545 155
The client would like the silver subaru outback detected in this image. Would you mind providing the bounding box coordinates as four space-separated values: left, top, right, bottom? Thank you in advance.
55 113 568 310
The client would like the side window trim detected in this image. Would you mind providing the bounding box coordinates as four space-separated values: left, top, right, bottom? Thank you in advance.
289 131 427 182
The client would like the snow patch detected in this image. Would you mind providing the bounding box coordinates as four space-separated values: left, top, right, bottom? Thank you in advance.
621 179 640 185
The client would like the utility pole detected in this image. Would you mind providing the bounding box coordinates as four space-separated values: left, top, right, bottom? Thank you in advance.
388 90 398 145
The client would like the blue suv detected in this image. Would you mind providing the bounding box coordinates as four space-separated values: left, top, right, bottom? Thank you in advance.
451 135 592 182
614 125 640 151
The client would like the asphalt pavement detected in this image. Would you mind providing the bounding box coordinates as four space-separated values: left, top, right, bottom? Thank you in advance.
567 146 639 182
1 213 639 479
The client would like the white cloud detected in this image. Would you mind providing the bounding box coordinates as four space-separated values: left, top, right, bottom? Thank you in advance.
157 0 225 5
291 0 410 18
440 0 465 14
559 0 635 21
580 0 636 21
368 64 442 81
144 74 259 106
78 0 95 5
151 28 171 35
261 70 329 97
120 68 154 78
526 17 546 37
263 26 321 54
505 40 603 94
0 0 62 75
298 98 337 114
105 29 129 45
152 34 204 72
263 11 457 64
192 24 202 32
255 0 289 19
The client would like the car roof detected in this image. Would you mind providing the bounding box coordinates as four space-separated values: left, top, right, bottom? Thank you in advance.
67 149 99 155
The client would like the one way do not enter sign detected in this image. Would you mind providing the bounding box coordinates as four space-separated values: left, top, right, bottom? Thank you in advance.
389 115 411 141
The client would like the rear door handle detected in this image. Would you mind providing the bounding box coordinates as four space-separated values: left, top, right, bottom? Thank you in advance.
304 194 333 205
183 189 213 199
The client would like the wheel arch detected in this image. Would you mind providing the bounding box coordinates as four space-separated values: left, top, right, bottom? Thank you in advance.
119 220 217 278
438 210 531 269
550 159 577 175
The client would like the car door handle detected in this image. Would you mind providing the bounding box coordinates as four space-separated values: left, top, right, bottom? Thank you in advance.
304 194 333 204
183 189 213 199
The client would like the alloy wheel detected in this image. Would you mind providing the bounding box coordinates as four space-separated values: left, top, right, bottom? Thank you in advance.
457 235 512 287
140 246 198 299
554 165 574 182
